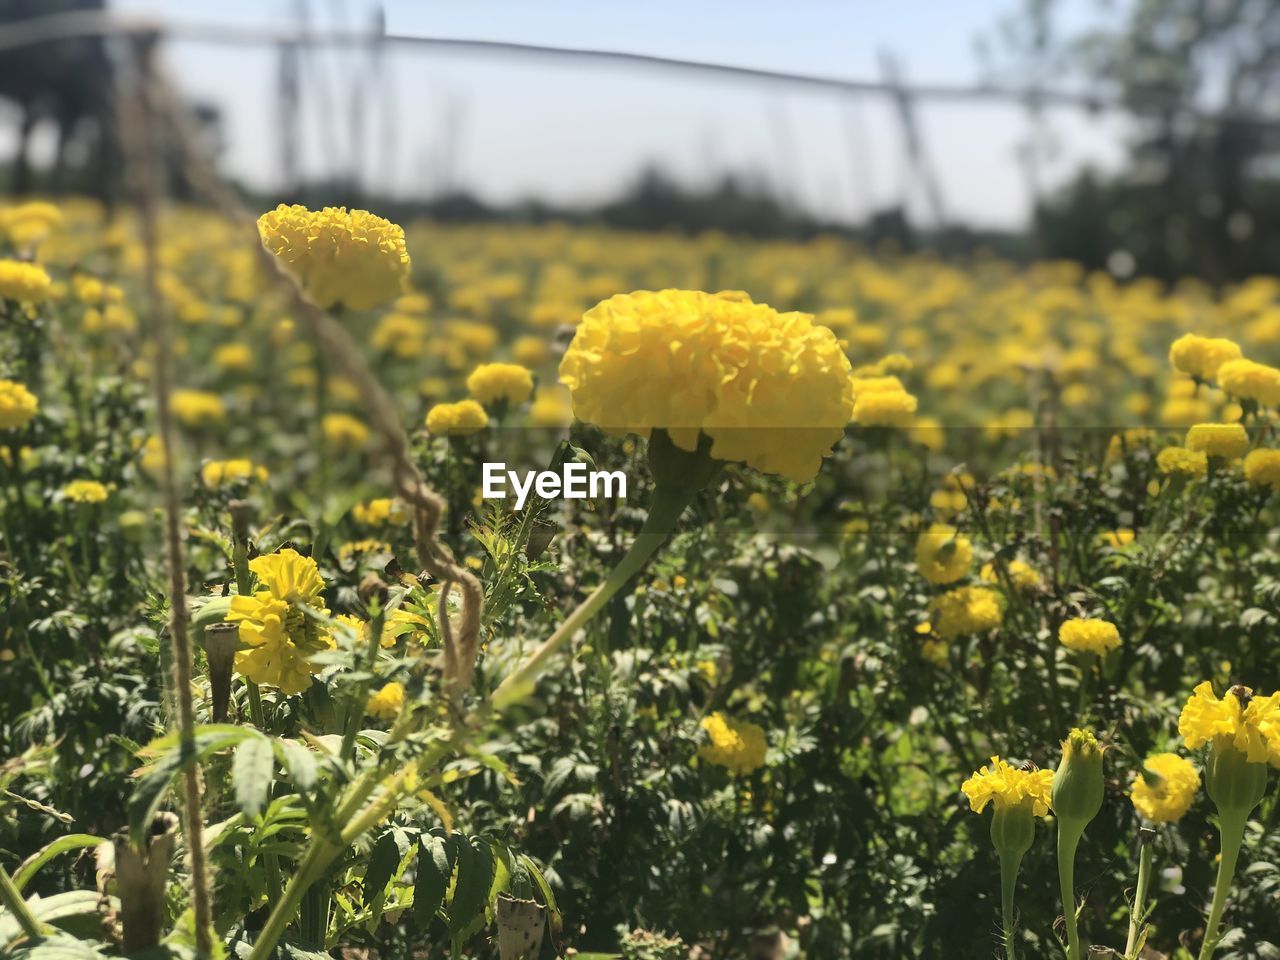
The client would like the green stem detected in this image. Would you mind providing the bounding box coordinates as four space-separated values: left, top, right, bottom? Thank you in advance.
999 847 1024 960
340 605 386 762
0 859 43 942
1124 833 1154 959
490 481 693 710
1198 812 1247 960
1057 822 1083 960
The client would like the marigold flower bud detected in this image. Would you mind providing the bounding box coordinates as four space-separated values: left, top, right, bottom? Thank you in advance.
1052 728 1106 827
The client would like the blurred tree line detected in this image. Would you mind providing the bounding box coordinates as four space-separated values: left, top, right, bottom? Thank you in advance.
4 0 1280 283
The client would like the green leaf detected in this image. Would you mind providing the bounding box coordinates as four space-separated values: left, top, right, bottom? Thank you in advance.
363 828 411 910
520 854 563 951
128 726 257 845
232 736 275 820
413 833 453 928
273 739 317 792
0 891 116 946
447 835 494 938
4 931 106 960
13 834 108 892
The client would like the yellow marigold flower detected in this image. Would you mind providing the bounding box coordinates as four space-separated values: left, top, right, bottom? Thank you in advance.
528 385 573 428
336 538 391 561
322 412 369 451
1243 448 1280 490
213 342 254 373
353 498 409 526
171 389 226 428
697 712 767 775
909 415 945 451
512 335 549 367
371 312 428 358
980 559 1040 591
915 524 972 584
1169 334 1242 380
928 585 1002 639
1 201 63 247
0 379 38 429
1058 618 1121 656
63 479 108 504
1179 681 1280 767
1156 445 1207 477
466 362 534 407
0 259 52 304
425 399 488 436
1100 528 1135 549
1216 357 1280 407
227 548 330 695
559 290 854 483
201 459 269 488
1185 423 1248 459
1130 753 1199 823
365 682 405 720
961 756 1053 816
257 204 410 310
852 387 918 428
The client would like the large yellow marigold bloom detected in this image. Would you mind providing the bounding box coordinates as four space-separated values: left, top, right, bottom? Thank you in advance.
915 524 972 584
0 379 38 429
0 259 52 304
1216 358 1280 407
425 399 489 436
961 756 1053 815
1058 618 1120 656
1 201 63 248
1243 448 1280 490
257 204 410 310
559 290 854 483
366 681 405 720
1156 445 1207 477
466 362 534 406
697 712 767 775
1179 681 1280 767
1169 334 1242 380
1185 423 1248 459
928 585 1002 639
1130 753 1199 823
227 548 331 695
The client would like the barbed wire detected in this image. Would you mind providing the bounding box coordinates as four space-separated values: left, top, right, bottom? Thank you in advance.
1 8 1279 130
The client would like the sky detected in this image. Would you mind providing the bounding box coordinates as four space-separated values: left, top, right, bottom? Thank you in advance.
76 1 1134 227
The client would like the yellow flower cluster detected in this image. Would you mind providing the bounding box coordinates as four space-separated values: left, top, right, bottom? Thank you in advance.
171 390 226 428
353 498 409 526
697 712 767 775
559 290 855 483
1169 334 1242 380
322 412 370 451
928 585 1002 639
1156 446 1207 477
0 259 52 304
257 204 410 310
1179 681 1280 766
466 362 534 406
1185 423 1248 459
980 559 1040 592
850 375 918 427
201 459 269 488
227 548 331 695
1244 449 1280 490
425 399 489 436
1130 753 1199 823
1058 618 1121 656
915 524 972 584
1217 358 1280 406
961 756 1053 815
0 379 38 429
63 479 109 503
366 681 405 720
1 201 63 248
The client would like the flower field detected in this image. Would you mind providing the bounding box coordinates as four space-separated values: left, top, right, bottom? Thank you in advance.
2 197 1280 960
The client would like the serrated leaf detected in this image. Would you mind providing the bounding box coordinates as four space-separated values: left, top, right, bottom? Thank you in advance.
274 739 317 792
364 828 411 910
232 736 275 819
413 833 453 927
447 835 494 938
